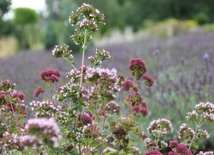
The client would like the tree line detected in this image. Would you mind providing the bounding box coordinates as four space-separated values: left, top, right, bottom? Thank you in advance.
1 0 214 51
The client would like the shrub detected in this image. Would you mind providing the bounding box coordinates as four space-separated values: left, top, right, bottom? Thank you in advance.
194 12 210 25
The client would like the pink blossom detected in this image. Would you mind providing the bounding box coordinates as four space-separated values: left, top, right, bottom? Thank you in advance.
143 74 154 87
122 79 134 91
13 91 26 100
146 150 163 155
33 87 45 97
40 69 61 83
129 58 147 80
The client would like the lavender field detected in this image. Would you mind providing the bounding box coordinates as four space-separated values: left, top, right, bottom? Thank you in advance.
0 30 214 150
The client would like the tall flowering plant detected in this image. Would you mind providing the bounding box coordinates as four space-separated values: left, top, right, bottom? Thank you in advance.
0 3 213 155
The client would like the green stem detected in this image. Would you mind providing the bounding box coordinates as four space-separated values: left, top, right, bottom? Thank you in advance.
189 118 203 151
50 85 53 101
63 56 76 69
80 29 88 88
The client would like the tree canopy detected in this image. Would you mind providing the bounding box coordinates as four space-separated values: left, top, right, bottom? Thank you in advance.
0 0 11 19
13 8 39 25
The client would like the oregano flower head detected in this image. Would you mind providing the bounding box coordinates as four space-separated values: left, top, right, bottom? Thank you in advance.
69 3 105 45
129 58 147 80
40 69 61 83
147 118 173 137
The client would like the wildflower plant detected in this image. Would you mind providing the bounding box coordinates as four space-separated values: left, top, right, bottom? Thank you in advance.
0 3 213 155
145 102 214 155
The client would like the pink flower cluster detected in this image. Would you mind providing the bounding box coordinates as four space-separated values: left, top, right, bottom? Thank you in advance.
33 86 45 97
146 149 163 155
40 69 61 83
79 110 93 125
122 79 134 91
168 140 192 155
143 74 154 87
0 80 27 115
129 58 147 80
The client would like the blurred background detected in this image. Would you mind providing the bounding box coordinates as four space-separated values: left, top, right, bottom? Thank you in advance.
0 0 214 153
1 0 214 54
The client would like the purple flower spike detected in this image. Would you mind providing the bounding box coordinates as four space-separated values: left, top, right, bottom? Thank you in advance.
203 53 209 61
153 49 160 56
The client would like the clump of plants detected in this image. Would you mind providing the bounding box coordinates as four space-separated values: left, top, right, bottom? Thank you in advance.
0 3 213 155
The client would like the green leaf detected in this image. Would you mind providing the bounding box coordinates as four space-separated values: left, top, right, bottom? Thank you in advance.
124 99 130 105
193 141 199 149
63 128 70 134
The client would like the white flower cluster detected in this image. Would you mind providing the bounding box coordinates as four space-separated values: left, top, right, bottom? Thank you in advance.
25 118 61 147
19 135 42 148
66 69 81 82
105 101 120 114
147 118 173 136
195 102 214 121
197 129 209 139
195 102 214 110
76 3 91 12
30 100 61 117
85 67 117 79
178 123 195 140
186 110 198 120
85 67 120 90
53 82 81 102
197 151 214 155
1 132 20 152
144 137 152 144
88 49 111 66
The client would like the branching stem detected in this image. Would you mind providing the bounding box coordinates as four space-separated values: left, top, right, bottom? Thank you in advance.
80 29 88 88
